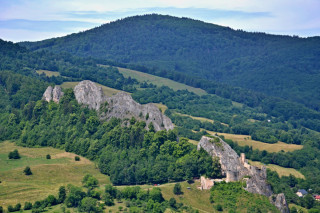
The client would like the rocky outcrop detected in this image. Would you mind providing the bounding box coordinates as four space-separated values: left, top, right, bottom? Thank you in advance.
197 135 289 212
103 92 174 131
270 193 289 213
42 85 63 103
43 80 174 131
197 135 272 196
74 80 107 110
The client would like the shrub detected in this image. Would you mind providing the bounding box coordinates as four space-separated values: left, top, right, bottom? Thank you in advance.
215 204 223 211
7 205 14 212
46 154 51 159
0 206 3 213
75 156 80 161
14 203 21 211
173 183 182 195
8 149 20 159
24 202 33 210
24 166 32 175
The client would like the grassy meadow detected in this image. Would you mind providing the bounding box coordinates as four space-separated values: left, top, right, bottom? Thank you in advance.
249 160 305 179
205 130 303 153
117 67 207 96
36 70 60 77
175 112 214 123
0 141 110 208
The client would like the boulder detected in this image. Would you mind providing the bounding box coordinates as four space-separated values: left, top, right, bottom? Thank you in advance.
42 85 63 103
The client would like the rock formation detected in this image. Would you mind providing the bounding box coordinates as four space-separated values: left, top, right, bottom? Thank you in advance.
42 85 63 103
270 193 289 213
73 80 107 111
197 135 289 213
43 80 174 131
103 92 174 131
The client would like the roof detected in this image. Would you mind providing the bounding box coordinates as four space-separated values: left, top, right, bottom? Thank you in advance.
298 189 308 195
314 195 320 199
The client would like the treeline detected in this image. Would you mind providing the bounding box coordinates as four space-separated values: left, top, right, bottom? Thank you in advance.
2 174 194 213
0 39 137 92
1 88 221 185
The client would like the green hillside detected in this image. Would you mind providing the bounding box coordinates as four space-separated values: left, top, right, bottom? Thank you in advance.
20 14 320 110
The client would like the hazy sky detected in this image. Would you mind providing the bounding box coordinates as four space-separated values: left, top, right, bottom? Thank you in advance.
0 0 319 42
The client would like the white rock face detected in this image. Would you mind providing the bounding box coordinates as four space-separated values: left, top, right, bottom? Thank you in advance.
42 85 63 103
73 80 107 110
43 80 174 131
270 193 289 213
104 92 174 131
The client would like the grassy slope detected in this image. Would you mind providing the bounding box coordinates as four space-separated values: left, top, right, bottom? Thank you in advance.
249 160 305 179
117 67 207 96
205 130 303 153
36 70 60 77
61 81 126 97
0 141 110 208
175 112 214 123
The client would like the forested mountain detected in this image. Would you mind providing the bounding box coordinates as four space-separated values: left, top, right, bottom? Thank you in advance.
20 14 320 110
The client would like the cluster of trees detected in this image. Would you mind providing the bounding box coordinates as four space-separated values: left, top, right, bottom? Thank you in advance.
3 174 197 213
1 88 221 185
133 86 320 145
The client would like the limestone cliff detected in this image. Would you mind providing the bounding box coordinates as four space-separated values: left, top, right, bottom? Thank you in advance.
43 80 174 131
74 80 106 111
197 135 289 212
42 85 63 103
270 193 290 213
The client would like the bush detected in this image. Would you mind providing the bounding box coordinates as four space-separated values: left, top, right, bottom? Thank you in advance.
0 206 3 213
24 202 33 210
13 203 21 211
215 204 223 211
24 166 32 175
7 205 14 212
75 156 80 161
173 183 182 195
46 154 51 159
8 149 20 159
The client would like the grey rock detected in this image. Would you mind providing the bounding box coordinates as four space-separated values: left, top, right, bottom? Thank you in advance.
197 135 273 197
43 86 53 102
73 80 107 110
103 92 174 131
52 86 64 103
270 193 290 213
43 80 174 132
42 85 63 103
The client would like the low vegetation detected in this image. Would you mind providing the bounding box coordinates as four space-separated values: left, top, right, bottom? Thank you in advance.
36 70 60 77
117 67 207 96
206 131 303 153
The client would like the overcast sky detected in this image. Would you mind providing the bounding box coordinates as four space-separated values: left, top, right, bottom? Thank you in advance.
0 0 319 42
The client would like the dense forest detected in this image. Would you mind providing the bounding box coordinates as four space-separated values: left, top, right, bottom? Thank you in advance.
20 14 320 111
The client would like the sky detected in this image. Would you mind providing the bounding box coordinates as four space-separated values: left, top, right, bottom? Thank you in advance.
0 0 319 42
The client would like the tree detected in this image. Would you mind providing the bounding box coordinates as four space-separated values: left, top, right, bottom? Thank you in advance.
46 154 51 159
79 197 102 213
169 198 177 209
148 122 155 132
82 174 99 189
0 206 3 213
173 183 182 195
14 203 21 211
24 202 32 210
58 186 66 203
46 195 57 206
7 205 14 212
23 166 32 175
304 194 315 209
75 156 80 161
65 185 86 207
149 188 164 203
8 149 20 159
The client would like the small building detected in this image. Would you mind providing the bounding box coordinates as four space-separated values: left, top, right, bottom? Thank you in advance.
296 189 308 197
314 195 320 201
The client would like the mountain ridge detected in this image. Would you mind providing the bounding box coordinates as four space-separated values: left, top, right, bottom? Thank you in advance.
19 14 320 110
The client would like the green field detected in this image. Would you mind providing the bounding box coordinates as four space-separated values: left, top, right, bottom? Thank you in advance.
36 70 60 77
61 81 126 97
175 112 214 123
205 130 303 153
116 67 207 96
0 141 110 208
249 160 305 179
